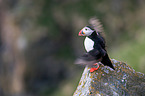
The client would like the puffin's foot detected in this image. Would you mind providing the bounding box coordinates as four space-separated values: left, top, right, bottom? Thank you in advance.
90 64 99 72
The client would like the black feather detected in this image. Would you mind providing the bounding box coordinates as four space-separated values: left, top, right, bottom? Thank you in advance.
75 50 102 66
87 31 115 70
101 54 115 70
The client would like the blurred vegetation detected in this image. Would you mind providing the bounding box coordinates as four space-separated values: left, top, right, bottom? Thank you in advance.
0 0 145 96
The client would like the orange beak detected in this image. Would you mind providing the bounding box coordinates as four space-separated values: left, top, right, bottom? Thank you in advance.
78 29 85 36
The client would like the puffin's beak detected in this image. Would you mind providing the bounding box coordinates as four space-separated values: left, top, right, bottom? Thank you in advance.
78 30 85 36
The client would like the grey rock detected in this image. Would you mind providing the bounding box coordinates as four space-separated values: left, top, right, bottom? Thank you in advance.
73 59 145 96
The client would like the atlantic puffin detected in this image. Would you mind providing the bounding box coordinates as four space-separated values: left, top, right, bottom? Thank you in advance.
76 18 115 72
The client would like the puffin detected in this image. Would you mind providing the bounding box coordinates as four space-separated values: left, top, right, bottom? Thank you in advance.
75 18 115 72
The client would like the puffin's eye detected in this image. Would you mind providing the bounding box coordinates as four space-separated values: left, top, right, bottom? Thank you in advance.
85 28 88 31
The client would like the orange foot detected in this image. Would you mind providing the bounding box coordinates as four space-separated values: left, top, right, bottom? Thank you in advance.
90 64 99 72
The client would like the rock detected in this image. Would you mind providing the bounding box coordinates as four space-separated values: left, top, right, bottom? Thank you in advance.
73 59 145 96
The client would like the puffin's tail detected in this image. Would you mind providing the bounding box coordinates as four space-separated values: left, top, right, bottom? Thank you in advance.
101 54 115 70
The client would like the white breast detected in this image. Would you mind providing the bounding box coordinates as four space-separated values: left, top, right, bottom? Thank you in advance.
84 37 94 52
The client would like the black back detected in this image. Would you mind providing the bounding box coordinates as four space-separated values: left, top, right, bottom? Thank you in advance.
88 31 115 70
88 31 106 56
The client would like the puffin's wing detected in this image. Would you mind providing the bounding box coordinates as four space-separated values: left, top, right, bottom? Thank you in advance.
89 17 103 33
88 49 101 58
97 32 106 49
75 53 96 65
89 17 106 48
75 49 101 65
80 53 96 61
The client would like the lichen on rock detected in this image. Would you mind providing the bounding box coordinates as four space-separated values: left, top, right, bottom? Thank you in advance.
73 59 145 96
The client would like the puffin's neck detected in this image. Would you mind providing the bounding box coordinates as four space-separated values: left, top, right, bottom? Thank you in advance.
88 31 97 40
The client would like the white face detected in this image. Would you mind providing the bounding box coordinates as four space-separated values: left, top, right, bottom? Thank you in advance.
81 26 94 36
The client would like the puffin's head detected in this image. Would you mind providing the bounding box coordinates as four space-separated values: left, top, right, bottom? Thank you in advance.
78 26 95 36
